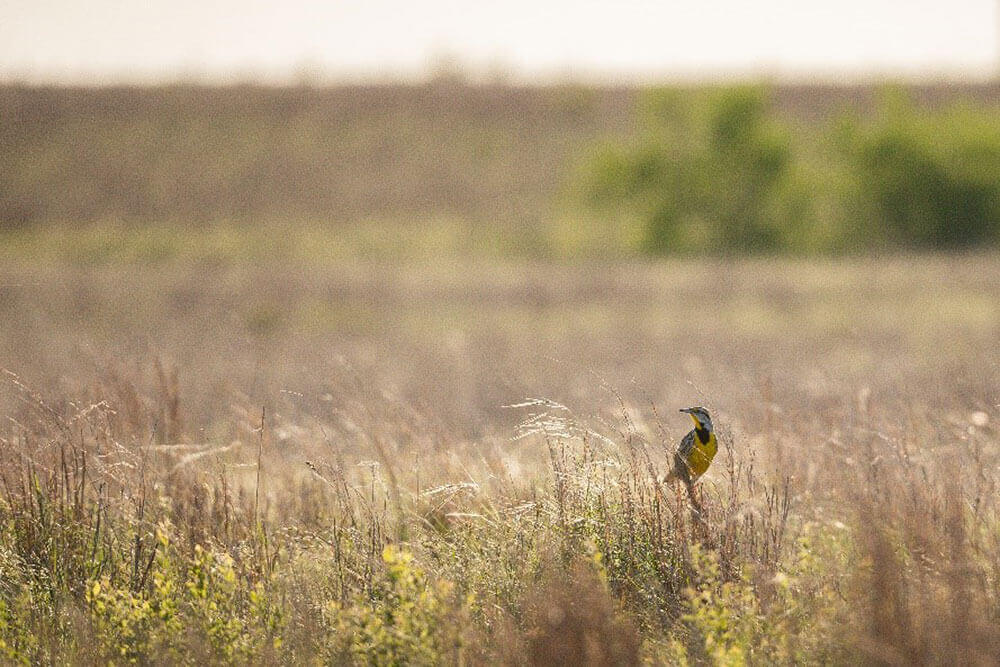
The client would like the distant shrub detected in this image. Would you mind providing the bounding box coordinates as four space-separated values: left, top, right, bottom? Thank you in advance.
578 85 1000 254
580 86 811 254
844 92 1000 249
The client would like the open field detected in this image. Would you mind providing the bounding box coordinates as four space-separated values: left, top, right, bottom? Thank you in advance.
4 82 1000 230
1 243 998 663
3 77 1000 665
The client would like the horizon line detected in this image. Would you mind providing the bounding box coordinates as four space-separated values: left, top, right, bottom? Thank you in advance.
3 62 999 88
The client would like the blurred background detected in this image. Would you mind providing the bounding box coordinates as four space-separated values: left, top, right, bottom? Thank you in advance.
1 0 998 436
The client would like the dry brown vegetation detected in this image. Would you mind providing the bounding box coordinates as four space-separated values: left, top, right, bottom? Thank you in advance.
4 81 1000 229
0 83 633 227
3 80 1000 664
1 246 998 664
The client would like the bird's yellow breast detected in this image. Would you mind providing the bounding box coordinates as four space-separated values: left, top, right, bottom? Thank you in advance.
687 431 718 479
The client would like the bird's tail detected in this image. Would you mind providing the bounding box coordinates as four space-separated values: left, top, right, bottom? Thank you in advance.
657 469 678 485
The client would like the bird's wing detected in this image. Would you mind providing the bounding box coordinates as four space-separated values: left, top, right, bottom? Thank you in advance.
669 430 697 484
677 429 697 456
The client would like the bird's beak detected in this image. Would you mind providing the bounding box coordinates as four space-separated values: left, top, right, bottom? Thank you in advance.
679 408 700 426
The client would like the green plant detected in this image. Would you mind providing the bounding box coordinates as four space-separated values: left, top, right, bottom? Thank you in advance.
845 92 1000 249
580 86 810 254
328 544 456 665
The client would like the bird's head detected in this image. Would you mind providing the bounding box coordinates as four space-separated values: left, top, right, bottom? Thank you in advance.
680 406 713 432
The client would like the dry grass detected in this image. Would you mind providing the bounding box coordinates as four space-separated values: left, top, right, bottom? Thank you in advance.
4 79 999 664
0 249 998 663
0 83 634 228
4 82 1000 229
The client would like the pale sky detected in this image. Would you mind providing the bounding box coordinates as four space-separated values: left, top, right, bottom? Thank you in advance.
1 0 997 83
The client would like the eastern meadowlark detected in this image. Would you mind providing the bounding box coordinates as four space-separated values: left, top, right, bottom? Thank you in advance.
665 406 717 491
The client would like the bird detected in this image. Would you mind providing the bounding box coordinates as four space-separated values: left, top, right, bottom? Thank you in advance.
665 407 718 496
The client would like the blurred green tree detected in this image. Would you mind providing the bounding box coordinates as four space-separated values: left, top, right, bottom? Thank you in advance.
847 92 1000 249
580 86 810 254
578 85 1000 255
